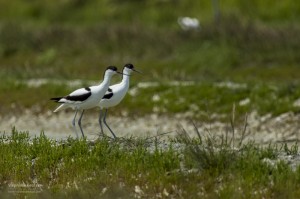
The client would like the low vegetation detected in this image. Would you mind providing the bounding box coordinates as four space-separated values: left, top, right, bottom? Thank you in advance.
2 80 300 122
1 128 300 198
1 1 300 198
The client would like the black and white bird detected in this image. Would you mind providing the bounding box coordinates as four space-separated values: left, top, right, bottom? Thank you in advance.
50 66 123 138
98 63 141 139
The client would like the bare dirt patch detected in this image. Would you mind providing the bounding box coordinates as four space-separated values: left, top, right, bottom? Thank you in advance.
1 110 300 144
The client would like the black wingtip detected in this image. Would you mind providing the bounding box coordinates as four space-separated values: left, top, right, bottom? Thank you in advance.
50 97 62 102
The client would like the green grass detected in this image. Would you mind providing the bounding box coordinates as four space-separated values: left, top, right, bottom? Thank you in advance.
2 79 300 121
1 2 300 118
0 1 299 81
1 0 300 25
1 128 300 198
1 19 300 82
1 2 300 197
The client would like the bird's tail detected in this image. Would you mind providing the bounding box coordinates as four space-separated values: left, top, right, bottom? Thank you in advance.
50 97 63 102
53 104 67 113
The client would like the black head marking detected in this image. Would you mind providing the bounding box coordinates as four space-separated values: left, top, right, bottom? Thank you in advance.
108 87 112 92
124 63 134 69
85 87 91 91
106 66 118 71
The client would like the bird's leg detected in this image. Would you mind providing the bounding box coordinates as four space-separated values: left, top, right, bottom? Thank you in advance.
98 109 105 137
72 110 79 138
103 108 117 139
78 110 85 138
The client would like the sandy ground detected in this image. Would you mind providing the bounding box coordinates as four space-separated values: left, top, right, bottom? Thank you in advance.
0 110 197 140
1 110 300 144
2 79 296 144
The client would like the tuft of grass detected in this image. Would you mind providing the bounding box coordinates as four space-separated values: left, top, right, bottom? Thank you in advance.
175 124 300 198
1 128 300 197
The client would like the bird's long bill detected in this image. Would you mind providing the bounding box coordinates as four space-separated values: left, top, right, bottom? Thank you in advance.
133 69 142 74
117 71 130 76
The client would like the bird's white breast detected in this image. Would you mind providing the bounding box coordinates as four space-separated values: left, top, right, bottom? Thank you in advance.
99 83 128 108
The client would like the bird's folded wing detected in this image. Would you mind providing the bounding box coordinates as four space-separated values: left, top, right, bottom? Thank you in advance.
63 88 92 102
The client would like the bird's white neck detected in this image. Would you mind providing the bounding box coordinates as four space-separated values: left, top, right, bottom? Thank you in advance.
121 73 130 88
122 73 130 83
100 74 112 88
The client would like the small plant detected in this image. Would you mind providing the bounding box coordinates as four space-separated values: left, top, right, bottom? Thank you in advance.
177 125 237 172
282 142 299 155
1 126 300 198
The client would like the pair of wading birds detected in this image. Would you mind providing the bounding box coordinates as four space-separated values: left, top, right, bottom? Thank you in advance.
50 63 141 139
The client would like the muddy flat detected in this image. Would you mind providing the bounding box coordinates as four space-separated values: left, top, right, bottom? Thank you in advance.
1 110 300 144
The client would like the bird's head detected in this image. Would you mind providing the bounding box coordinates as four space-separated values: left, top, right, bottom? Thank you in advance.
123 63 142 75
104 66 124 77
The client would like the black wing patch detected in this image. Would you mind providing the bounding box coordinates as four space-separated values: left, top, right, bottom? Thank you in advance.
65 92 91 102
102 92 113 99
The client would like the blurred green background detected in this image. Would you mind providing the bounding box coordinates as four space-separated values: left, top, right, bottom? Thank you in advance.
1 0 300 117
